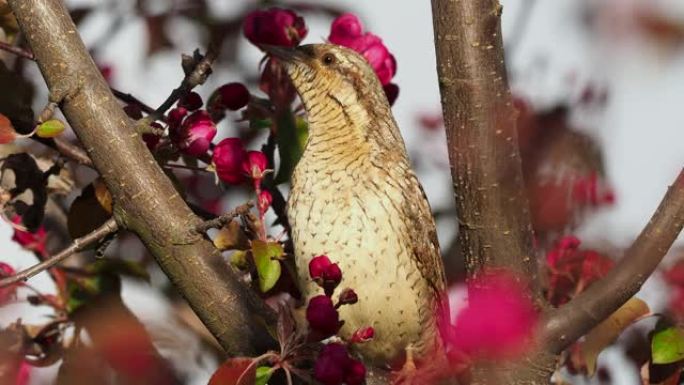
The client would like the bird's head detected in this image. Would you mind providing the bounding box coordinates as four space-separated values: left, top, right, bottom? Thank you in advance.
263 44 391 129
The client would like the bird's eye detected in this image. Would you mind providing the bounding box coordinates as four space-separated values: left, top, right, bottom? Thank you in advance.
322 53 336 65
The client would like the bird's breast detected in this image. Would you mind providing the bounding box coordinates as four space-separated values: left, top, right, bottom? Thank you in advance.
288 155 434 365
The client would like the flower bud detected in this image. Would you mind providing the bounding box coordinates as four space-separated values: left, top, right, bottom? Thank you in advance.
168 107 188 129
383 83 399 106
258 190 272 214
243 151 269 180
210 83 250 112
243 8 308 47
36 119 65 138
337 288 358 306
213 138 247 185
350 327 374 344
313 343 351 385
306 295 341 337
0 113 17 144
309 255 333 280
179 91 203 111
328 13 397 86
345 359 367 385
176 110 216 157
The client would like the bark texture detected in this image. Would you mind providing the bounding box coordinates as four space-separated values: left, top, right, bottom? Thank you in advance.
8 0 275 356
430 0 539 294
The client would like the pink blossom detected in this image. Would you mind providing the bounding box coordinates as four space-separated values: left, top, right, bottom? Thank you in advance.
0 262 18 305
213 138 247 185
242 151 268 181
243 8 308 47
448 270 538 359
12 217 47 256
173 110 217 157
328 13 397 86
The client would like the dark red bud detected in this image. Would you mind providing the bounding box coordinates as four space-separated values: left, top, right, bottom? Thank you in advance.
337 288 358 306
309 255 333 280
313 343 351 385
179 91 203 111
306 295 341 337
345 359 367 385
213 138 248 185
214 83 250 111
258 190 272 214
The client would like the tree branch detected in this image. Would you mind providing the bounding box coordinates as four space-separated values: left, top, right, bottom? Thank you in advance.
195 202 254 233
430 1 540 294
8 0 275 356
542 168 684 353
0 218 118 288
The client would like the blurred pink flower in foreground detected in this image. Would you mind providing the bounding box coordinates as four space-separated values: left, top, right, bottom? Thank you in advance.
447 270 538 360
243 8 308 47
328 13 397 86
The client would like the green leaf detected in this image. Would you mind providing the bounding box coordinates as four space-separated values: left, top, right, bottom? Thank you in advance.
274 110 307 184
255 366 273 385
251 240 283 292
652 326 684 364
65 274 120 314
36 119 65 138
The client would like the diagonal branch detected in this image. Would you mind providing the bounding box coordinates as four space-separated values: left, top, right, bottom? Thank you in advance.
542 168 684 354
8 0 275 356
0 218 118 287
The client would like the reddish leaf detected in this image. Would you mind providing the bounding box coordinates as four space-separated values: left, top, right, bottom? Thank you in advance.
209 357 256 385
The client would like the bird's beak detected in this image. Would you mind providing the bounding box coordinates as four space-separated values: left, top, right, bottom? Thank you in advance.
261 45 307 63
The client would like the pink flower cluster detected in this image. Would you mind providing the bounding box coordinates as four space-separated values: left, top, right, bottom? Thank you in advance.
328 14 397 86
545 235 614 306
305 255 371 385
447 270 538 360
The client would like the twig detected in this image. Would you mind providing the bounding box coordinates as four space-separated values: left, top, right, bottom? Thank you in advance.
32 137 94 167
542 168 684 354
147 44 220 122
111 88 155 115
0 40 34 60
0 218 118 288
195 202 254 233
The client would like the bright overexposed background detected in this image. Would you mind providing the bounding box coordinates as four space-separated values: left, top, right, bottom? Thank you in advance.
1 0 684 384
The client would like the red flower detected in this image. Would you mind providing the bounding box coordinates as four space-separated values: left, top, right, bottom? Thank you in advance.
448 270 538 360
210 83 250 111
0 262 19 306
12 217 47 257
242 151 268 181
545 236 614 306
213 138 248 185
243 8 308 47
306 295 341 337
329 13 397 85
313 343 366 385
173 110 217 157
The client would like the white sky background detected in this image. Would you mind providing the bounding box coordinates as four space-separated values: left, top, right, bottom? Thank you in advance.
1 0 684 384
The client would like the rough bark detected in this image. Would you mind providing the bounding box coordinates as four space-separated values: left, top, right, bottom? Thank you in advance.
8 0 275 356
430 0 540 295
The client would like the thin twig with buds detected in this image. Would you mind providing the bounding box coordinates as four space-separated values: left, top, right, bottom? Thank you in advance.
0 218 119 288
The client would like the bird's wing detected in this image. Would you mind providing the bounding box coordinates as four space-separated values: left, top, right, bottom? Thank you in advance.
402 170 447 294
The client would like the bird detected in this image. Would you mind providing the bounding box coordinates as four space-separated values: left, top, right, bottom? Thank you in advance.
266 43 448 370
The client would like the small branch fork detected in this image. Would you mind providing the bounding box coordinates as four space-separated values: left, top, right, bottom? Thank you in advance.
195 202 254 233
0 218 118 288
542 168 684 353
